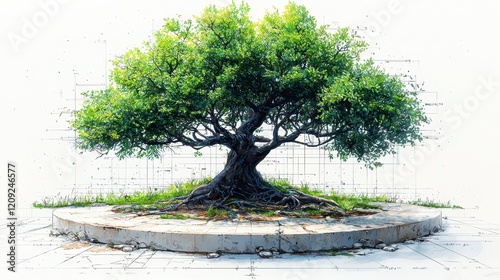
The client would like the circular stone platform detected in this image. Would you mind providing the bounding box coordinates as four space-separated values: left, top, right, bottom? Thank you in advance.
51 203 442 253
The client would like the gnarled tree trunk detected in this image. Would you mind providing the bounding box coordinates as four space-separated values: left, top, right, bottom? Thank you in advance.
177 138 283 206
207 148 282 202
170 137 338 210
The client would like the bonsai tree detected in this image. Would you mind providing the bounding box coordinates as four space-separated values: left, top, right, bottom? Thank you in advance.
73 2 427 210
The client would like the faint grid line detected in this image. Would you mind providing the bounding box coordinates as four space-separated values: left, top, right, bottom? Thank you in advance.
16 241 71 265
447 218 500 236
52 245 94 268
403 244 449 269
424 240 492 269
19 224 51 235
124 249 150 269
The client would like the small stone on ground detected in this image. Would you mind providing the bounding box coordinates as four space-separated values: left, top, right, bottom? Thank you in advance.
77 231 88 241
49 228 62 237
383 246 397 252
207 252 220 259
122 245 134 252
258 251 274 258
67 232 79 241
353 242 363 249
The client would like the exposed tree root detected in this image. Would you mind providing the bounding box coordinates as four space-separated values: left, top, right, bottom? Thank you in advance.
151 181 341 216
138 147 341 215
278 190 340 209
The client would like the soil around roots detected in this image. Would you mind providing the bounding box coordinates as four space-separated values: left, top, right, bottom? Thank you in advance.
111 181 380 221
166 179 341 212
112 199 380 221
110 149 376 219
161 150 342 211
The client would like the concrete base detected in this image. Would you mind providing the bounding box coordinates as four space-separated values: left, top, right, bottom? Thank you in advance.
51 203 441 253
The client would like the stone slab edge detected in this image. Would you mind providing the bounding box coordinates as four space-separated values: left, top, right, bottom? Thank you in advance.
51 203 442 253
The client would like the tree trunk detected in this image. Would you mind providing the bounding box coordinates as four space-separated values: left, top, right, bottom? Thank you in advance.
179 141 285 207
172 136 339 210
207 148 283 203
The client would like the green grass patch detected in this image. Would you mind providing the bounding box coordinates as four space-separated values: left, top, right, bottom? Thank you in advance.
266 178 294 194
287 211 305 218
32 192 107 208
270 180 391 212
408 199 463 209
326 249 355 257
304 208 324 215
32 178 210 208
206 206 230 219
160 213 189 220
336 199 357 212
257 210 277 217
33 177 396 214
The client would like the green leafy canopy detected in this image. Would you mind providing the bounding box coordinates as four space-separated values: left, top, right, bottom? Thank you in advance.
73 1 428 167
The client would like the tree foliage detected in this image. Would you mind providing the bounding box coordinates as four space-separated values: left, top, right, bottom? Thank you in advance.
73 2 427 208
